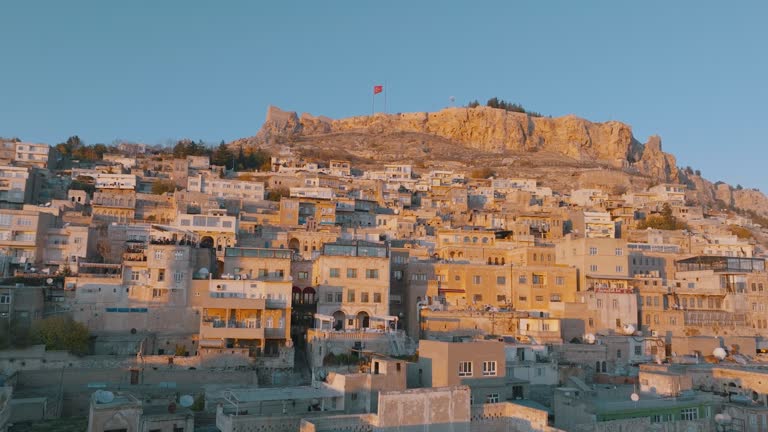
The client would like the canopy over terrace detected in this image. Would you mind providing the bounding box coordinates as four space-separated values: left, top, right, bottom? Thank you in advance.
313 313 398 332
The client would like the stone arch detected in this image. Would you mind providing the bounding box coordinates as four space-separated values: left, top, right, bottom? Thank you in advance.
288 238 300 252
332 310 345 330
356 311 370 329
200 236 214 249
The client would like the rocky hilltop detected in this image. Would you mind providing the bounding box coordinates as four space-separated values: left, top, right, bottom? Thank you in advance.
234 105 768 217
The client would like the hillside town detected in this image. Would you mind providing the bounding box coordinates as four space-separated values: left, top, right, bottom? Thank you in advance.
0 137 767 432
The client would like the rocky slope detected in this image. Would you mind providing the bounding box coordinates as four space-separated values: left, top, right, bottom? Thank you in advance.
234 105 768 217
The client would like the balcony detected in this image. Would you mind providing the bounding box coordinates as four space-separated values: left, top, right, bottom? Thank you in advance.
265 328 287 339
200 320 264 340
266 298 289 309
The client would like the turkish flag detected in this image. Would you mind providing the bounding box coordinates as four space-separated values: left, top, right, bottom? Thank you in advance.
373 85 383 95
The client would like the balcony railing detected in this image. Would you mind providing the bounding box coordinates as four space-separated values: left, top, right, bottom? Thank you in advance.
265 328 287 339
202 319 261 329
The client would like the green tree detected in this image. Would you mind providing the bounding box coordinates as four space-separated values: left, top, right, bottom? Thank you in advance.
151 179 177 195
211 142 232 167
266 187 290 201
31 316 90 355
637 203 689 231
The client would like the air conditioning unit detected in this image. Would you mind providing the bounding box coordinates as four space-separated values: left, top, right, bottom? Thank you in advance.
651 331 659 337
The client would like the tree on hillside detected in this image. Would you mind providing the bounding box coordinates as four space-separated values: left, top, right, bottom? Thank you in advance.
266 187 290 202
470 167 496 179
31 316 90 355
151 179 177 195
637 203 689 230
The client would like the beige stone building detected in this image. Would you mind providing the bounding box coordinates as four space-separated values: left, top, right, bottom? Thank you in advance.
417 340 521 404
0 208 56 274
314 241 391 331
92 189 136 223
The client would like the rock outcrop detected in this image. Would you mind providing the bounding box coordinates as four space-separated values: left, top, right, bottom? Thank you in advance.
635 135 679 183
251 105 679 179
237 105 767 216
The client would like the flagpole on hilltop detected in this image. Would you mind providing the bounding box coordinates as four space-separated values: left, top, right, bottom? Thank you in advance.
384 81 387 114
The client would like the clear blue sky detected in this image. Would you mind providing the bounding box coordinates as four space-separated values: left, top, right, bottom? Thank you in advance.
1 1 766 191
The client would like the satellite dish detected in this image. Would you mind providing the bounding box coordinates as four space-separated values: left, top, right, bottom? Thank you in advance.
713 347 727 360
95 390 115 404
630 393 640 402
46 278 53 285
179 395 194 407
584 333 596 344
198 267 209 276
622 324 636 335
715 413 732 424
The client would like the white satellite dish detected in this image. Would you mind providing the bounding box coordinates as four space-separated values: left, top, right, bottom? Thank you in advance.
179 394 194 408
95 390 115 404
714 413 732 424
622 324 636 335
584 333 596 344
46 278 54 285
630 393 640 402
713 347 727 360
198 267 209 276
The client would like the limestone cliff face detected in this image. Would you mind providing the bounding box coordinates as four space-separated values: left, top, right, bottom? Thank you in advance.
240 105 768 216
311 107 639 163
254 105 681 179
635 136 679 183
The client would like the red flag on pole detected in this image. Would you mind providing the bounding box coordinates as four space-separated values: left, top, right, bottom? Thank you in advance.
373 85 383 95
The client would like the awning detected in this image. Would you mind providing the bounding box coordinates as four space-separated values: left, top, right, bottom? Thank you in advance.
585 274 634 281
314 314 335 321
199 338 224 348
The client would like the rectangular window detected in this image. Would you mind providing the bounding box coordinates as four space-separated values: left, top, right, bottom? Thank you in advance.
616 265 623 273
347 290 355 303
346 268 357 278
365 269 379 279
174 271 184 282
615 248 623 256
612 299 619 309
589 247 598 256
535 296 544 301
326 293 334 303
373 292 382 303
532 274 545 285
130 271 140 281
472 275 481 285
596 299 603 308
680 408 698 421
154 250 164 260
556 276 564 285
330 268 340 278
473 294 483 303
518 275 527 284
634 345 642 355
174 250 185 260
361 292 369 303
458 361 472 377
335 292 343 303
496 276 506 285
157 269 165 282
298 271 308 280
550 294 561 302
0 294 9 304
589 264 598 272
485 393 499 403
